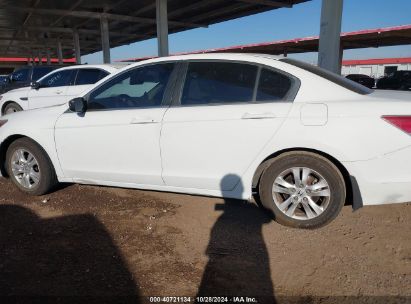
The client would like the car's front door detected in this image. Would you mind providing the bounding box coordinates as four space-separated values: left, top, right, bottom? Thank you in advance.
27 69 75 109
161 60 297 192
55 63 176 185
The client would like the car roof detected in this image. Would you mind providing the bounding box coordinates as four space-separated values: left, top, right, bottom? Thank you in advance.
49 64 124 73
128 53 284 67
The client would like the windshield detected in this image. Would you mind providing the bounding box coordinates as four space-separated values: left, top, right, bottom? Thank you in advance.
281 58 373 95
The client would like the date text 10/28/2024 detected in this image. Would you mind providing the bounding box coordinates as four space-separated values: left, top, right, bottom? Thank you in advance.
149 297 258 303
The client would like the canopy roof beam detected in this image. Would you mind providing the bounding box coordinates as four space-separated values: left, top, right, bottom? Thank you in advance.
5 7 206 28
236 0 293 8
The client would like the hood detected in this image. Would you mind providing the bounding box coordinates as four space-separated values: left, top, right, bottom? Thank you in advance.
2 103 67 122
9 87 31 93
2 86 31 94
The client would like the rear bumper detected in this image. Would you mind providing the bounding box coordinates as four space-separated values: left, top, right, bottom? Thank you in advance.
344 145 411 205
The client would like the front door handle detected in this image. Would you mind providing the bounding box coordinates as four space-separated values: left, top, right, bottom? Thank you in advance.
130 117 158 124
55 90 63 94
241 112 276 120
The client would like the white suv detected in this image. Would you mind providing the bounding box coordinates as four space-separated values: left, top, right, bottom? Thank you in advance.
0 65 122 115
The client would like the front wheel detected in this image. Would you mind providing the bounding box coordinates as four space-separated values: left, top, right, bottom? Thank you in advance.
6 138 58 195
3 102 23 115
259 152 346 229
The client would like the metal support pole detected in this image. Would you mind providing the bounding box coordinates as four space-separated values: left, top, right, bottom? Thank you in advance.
100 15 111 63
38 51 42 65
318 0 344 74
57 40 63 65
73 29 81 64
31 51 36 65
46 49 51 65
338 44 344 74
156 0 169 57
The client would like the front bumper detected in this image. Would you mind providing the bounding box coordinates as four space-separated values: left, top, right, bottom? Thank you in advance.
344 145 411 206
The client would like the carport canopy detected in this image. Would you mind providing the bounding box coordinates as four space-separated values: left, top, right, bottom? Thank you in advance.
119 24 411 69
0 0 311 64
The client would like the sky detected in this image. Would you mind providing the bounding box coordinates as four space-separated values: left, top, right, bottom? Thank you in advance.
81 0 411 64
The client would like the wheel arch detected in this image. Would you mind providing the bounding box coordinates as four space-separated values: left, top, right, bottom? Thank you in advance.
1 101 22 115
252 147 361 209
0 135 49 177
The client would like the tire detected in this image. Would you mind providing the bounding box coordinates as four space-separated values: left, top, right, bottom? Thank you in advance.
259 151 346 229
5 138 58 196
3 102 23 115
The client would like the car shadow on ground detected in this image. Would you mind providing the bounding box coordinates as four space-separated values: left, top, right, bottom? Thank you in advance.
196 174 276 304
0 204 140 303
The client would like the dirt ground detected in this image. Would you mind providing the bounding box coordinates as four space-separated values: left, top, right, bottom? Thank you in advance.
0 177 410 303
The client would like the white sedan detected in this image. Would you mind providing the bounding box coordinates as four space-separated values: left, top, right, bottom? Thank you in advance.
0 64 122 115
0 53 410 228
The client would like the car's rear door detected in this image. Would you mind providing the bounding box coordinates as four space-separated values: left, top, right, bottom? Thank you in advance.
55 63 177 185
160 60 298 192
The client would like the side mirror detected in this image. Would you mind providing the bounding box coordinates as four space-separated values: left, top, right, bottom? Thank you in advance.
31 82 41 90
69 97 87 113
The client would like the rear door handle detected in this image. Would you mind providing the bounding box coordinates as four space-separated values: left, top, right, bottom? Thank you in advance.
241 112 276 120
55 90 63 94
130 117 158 124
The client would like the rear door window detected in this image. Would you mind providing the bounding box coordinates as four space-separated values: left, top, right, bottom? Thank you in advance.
75 69 109 85
181 62 258 105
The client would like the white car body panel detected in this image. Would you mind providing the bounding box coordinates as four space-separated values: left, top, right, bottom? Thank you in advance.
27 85 69 109
0 53 410 208
55 107 167 186
161 102 292 191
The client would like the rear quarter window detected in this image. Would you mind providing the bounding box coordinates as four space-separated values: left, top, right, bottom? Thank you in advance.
256 68 292 101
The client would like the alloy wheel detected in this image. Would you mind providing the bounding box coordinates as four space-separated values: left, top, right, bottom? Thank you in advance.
272 167 331 220
10 149 41 189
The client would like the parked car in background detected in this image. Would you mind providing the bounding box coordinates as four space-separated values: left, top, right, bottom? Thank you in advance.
0 75 9 84
0 54 410 229
0 65 122 115
376 70 411 91
345 74 375 89
0 65 59 94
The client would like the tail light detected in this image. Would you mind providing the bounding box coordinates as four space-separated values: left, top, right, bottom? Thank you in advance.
382 116 411 135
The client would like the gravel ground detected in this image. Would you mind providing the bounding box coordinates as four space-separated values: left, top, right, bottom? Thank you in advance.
0 177 410 303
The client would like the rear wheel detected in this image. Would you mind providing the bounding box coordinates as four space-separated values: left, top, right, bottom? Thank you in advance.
259 151 346 229
3 102 23 115
6 138 58 195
